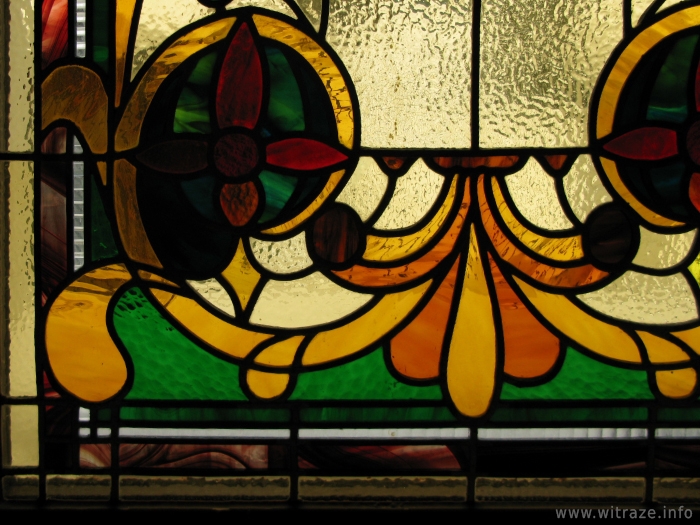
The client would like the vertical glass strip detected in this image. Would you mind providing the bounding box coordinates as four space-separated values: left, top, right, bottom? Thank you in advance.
1 161 36 398
73 138 84 271
0 0 35 152
75 0 86 58
1 405 39 467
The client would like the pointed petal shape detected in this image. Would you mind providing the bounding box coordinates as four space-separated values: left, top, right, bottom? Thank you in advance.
216 22 262 129
136 140 208 174
266 138 348 170
220 181 259 226
603 127 678 160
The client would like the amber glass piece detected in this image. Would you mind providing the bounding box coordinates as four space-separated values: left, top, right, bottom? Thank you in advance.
672 325 700 355
116 18 236 151
513 276 642 364
598 158 684 228
656 368 697 399
246 370 290 399
311 205 362 265
136 270 178 288
491 177 584 262
585 205 635 265
301 280 432 366
96 162 107 185
45 264 132 402
220 182 259 227
115 0 137 107
149 288 272 360
364 177 458 263
390 256 460 380
490 256 560 379
333 184 469 288
254 336 305 367
137 140 208 174
382 157 406 170
254 14 354 149
433 156 519 169
113 159 162 268
41 127 67 154
42 66 108 154
221 240 261 311
478 177 608 288
262 170 345 235
637 331 690 364
544 155 568 171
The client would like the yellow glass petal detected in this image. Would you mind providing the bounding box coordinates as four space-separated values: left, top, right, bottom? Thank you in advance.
115 18 235 151
113 159 162 268
513 277 642 364
97 162 107 185
149 289 272 360
254 336 305 367
221 240 261 311
491 177 584 262
670 326 700 356
447 225 497 418
115 0 138 107
638 331 690 364
246 370 290 400
262 170 345 235
599 158 684 228
597 5 700 139
656 368 697 399
301 280 433 366
42 66 107 154
137 270 178 288
364 177 458 262
45 264 132 402
254 14 354 149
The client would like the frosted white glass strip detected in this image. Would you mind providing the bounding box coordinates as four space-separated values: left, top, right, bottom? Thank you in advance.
656 428 700 439
97 428 111 438
78 407 90 422
75 0 86 58
299 428 470 440
73 159 84 271
478 428 648 440
78 428 90 438
119 428 290 439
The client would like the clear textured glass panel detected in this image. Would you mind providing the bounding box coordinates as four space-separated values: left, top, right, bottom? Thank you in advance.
296 0 323 31
563 155 613 223
479 0 622 147
1 405 39 467
326 0 472 148
249 233 314 275
1 161 36 398
335 158 389 223
633 228 696 269
1 0 35 152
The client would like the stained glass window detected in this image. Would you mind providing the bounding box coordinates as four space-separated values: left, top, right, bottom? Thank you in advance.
1 0 700 507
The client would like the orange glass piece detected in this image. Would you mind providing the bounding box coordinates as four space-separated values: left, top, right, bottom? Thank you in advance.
301 280 433 366
45 264 132 402
390 256 461 380
433 156 519 169
543 155 568 171
382 157 406 170
42 65 108 154
489 255 560 379
447 226 497 418
637 331 691 364
671 326 700 356
113 159 163 268
478 176 608 288
220 181 259 227
246 370 290 399
656 368 697 399
115 18 236 151
333 183 470 288
254 336 305 367
149 289 272 361
97 162 107 185
221 240 262 311
137 270 178 288
115 0 137 107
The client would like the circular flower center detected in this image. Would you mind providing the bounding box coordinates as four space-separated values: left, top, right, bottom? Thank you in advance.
214 133 259 179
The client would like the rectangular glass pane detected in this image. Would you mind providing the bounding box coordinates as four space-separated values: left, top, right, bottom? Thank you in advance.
1 405 39 467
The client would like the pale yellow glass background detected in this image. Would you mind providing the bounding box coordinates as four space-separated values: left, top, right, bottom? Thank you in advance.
1 405 39 467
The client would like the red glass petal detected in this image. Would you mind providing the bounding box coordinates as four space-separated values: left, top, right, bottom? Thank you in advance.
220 182 259 226
690 173 700 213
266 139 348 170
136 140 208 174
603 127 678 160
216 22 263 130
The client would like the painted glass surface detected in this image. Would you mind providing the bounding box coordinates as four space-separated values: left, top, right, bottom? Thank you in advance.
2 0 700 505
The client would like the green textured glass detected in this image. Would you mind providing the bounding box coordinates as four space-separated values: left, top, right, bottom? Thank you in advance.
91 0 109 72
258 170 298 223
91 175 118 261
120 407 290 422
658 408 700 421
300 406 457 423
264 45 305 133
174 52 216 134
489 407 649 422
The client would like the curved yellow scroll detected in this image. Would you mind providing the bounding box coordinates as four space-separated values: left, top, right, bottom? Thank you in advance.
45 264 132 402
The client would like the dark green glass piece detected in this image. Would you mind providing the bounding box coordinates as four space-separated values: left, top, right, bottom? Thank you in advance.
258 170 298 223
90 0 109 72
489 407 648 422
114 287 248 401
300 406 456 423
90 174 118 261
647 34 698 123
501 347 654 400
120 407 290 422
658 408 700 421
290 348 442 400
174 52 217 134
97 409 111 422
649 161 687 216
264 45 305 134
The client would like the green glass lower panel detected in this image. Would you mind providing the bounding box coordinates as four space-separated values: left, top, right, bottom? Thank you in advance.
300 406 456 423
120 407 290 422
114 288 248 401
290 348 442 401
98 409 111 422
658 408 700 422
501 347 654 401
489 407 648 422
